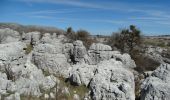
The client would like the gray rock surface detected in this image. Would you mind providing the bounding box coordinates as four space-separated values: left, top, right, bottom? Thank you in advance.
69 63 97 86
140 63 170 100
111 51 136 68
32 43 71 77
40 33 53 44
0 28 20 43
90 59 135 100
72 40 87 63
144 45 170 64
4 92 20 100
0 42 26 71
22 31 41 45
87 43 112 65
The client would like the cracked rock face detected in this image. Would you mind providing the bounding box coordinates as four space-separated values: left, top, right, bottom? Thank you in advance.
32 42 71 77
0 28 20 44
87 43 113 65
140 63 170 100
90 59 135 100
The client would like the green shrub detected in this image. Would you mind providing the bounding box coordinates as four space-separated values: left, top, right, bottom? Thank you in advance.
25 44 33 54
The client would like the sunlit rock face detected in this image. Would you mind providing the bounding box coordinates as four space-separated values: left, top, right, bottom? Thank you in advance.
89 59 135 100
0 28 21 44
140 63 170 100
0 28 137 100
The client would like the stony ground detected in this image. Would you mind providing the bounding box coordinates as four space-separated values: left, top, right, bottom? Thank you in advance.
0 28 170 100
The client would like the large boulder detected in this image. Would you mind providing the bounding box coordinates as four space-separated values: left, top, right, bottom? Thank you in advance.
32 43 71 77
111 51 136 68
0 42 26 71
5 54 57 97
69 63 97 86
0 28 20 43
87 43 112 65
144 46 169 64
72 40 87 63
40 33 53 44
89 59 135 100
22 31 41 45
63 43 74 62
140 63 170 100
0 72 10 95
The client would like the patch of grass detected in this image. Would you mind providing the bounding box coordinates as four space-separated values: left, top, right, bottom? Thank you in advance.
57 76 89 100
133 54 160 73
25 44 33 54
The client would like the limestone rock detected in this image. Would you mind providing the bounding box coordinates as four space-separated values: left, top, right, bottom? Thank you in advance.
140 63 170 100
0 28 20 43
40 33 52 44
32 43 71 77
22 31 41 45
89 59 135 100
72 40 87 63
0 42 26 71
4 92 20 100
87 43 112 65
63 43 74 61
111 51 136 68
69 63 97 86
73 94 80 100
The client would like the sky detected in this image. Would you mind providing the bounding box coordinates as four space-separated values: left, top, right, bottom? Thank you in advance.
1 0 170 35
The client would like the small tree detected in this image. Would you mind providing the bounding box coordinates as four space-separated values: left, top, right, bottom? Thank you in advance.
109 25 141 53
66 27 76 42
76 30 93 48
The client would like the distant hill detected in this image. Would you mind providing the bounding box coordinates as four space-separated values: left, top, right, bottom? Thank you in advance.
0 22 65 35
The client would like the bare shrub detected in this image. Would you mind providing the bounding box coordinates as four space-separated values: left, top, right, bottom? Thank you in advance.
4 64 15 81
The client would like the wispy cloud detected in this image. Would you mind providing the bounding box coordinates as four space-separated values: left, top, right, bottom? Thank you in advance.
28 14 125 24
17 0 170 19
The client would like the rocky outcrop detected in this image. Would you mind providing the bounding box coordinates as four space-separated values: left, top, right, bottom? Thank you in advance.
87 43 112 65
111 51 136 68
0 42 26 72
72 40 87 64
40 33 53 44
0 28 20 43
140 63 170 100
144 46 170 64
22 31 41 45
0 28 137 100
69 63 97 86
90 59 135 100
86 43 136 68
0 40 58 99
32 43 71 77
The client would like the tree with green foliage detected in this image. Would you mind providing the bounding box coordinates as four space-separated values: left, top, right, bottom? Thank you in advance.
110 25 141 53
66 27 76 42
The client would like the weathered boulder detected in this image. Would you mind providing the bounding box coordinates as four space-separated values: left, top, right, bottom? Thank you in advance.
0 42 26 71
0 52 57 98
40 33 53 44
0 72 10 95
0 28 20 43
22 31 41 45
111 51 136 68
4 92 20 100
69 63 97 86
140 63 170 100
89 59 135 100
87 43 112 65
63 43 74 62
144 46 170 64
32 43 71 77
72 40 87 63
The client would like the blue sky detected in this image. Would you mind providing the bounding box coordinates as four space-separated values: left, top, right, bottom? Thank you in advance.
1 0 170 35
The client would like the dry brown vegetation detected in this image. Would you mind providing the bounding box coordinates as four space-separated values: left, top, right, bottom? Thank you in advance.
66 27 96 48
0 23 65 35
